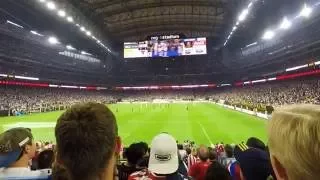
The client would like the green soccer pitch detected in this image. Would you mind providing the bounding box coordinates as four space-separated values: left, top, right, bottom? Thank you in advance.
0 103 268 146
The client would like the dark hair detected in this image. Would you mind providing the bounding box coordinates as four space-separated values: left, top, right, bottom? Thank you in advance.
208 148 217 161
224 144 234 158
186 147 192 155
125 143 145 165
52 102 118 180
246 137 266 151
136 142 148 155
205 161 232 180
177 144 183 150
38 150 54 169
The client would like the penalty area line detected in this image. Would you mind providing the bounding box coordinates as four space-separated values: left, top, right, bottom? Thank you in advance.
197 122 213 146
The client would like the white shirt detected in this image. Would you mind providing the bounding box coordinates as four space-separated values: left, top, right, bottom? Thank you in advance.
0 167 51 180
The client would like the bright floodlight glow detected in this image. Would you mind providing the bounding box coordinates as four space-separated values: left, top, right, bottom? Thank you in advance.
80 26 86 31
238 9 249 22
76 23 80 27
81 51 92 56
262 30 275 40
232 26 237 31
30 30 44 36
67 16 73 22
299 4 312 18
86 31 91 36
97 40 101 43
248 2 253 8
46 1 56 10
48 36 58 44
66 45 76 50
58 10 66 17
279 17 292 29
39 0 46 3
6 20 24 28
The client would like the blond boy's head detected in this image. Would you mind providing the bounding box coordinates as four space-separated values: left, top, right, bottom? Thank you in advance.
268 104 320 180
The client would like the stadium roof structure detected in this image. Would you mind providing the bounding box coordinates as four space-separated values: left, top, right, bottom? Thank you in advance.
67 0 228 42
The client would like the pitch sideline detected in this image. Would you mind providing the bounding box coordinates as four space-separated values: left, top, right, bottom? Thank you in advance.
3 122 56 130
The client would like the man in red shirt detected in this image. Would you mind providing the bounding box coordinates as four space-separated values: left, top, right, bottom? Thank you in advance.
188 145 211 180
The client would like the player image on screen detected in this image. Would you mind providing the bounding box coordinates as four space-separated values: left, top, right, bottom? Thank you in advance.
123 37 207 58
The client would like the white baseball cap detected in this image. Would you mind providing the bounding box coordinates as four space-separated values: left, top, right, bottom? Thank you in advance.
148 133 179 175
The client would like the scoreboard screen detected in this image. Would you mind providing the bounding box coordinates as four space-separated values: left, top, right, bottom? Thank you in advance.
124 37 207 58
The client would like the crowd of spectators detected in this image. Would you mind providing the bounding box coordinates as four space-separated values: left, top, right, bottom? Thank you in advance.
0 77 319 114
210 78 320 110
0 86 114 114
0 102 319 180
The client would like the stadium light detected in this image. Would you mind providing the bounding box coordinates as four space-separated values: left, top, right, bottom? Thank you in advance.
80 26 86 31
232 26 237 31
39 0 46 3
15 75 39 81
76 23 80 27
46 1 56 10
57 10 66 17
86 31 91 36
81 51 92 56
245 41 257 47
279 17 292 30
248 2 253 8
97 40 101 43
6 20 24 28
48 36 59 44
30 30 44 36
315 61 320 65
268 77 277 81
238 9 249 22
285 64 308 72
252 79 266 83
66 45 76 50
262 30 275 40
67 16 73 22
299 4 312 18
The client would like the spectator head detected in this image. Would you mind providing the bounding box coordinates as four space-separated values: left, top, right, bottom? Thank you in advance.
234 143 274 180
205 161 232 180
177 144 183 150
224 144 234 158
268 104 320 180
52 102 120 180
125 143 145 165
36 141 42 151
148 133 178 175
137 142 149 156
208 148 217 161
38 149 54 169
186 147 192 155
198 145 209 162
0 127 35 168
246 137 266 151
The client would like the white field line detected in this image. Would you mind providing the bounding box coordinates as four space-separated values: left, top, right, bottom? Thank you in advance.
197 122 213 146
3 122 56 130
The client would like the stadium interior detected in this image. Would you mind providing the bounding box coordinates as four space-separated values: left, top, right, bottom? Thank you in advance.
0 0 320 179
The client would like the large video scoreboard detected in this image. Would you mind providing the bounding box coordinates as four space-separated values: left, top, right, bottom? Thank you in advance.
124 35 207 59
